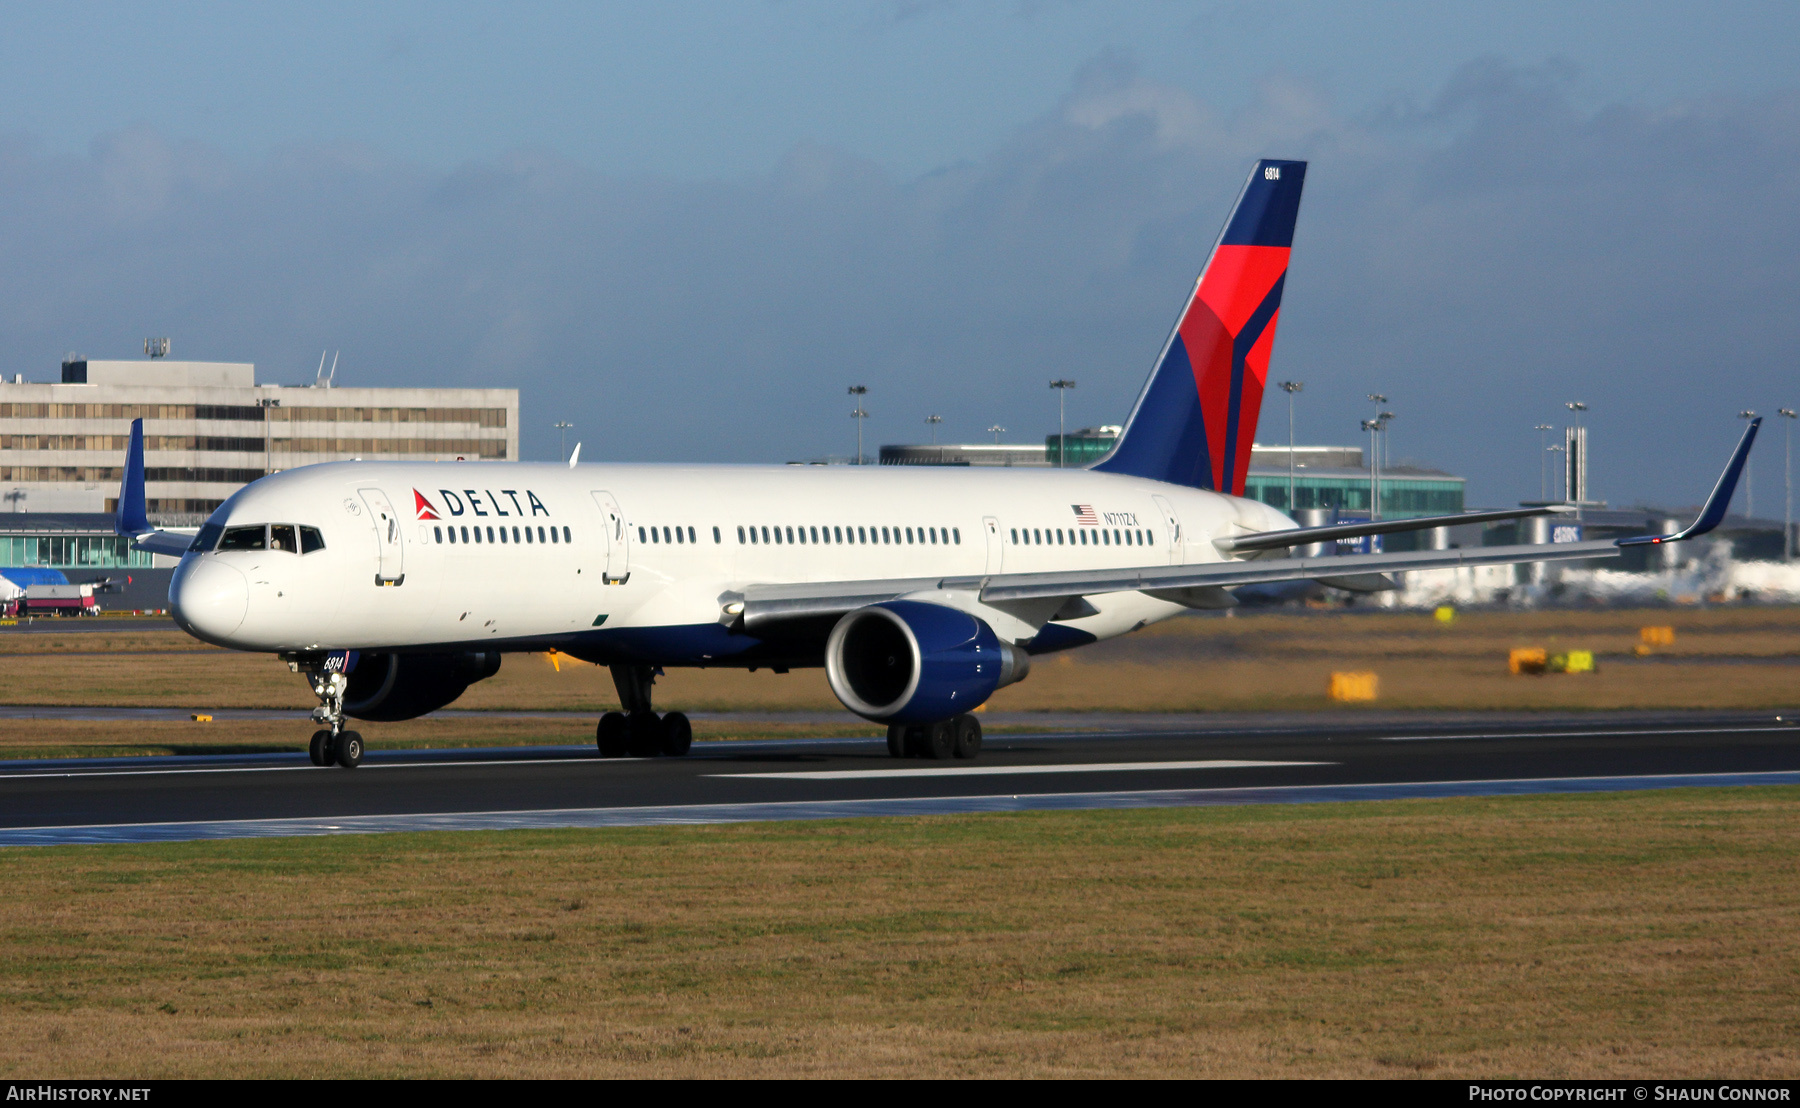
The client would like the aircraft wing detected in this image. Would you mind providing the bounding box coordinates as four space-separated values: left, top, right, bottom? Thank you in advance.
731 540 1617 631
730 417 1760 632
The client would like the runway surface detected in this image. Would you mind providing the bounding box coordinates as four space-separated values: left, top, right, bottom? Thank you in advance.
2 711 1799 846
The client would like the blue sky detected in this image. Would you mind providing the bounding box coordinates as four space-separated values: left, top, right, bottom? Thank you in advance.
1 2 1797 508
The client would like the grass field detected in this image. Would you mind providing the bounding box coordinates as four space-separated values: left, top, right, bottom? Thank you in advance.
0 787 1795 1078
3 607 1797 717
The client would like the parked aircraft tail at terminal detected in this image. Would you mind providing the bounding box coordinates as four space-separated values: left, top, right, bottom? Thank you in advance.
115 159 1759 769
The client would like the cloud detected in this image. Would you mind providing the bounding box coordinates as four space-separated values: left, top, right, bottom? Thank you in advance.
0 56 1795 509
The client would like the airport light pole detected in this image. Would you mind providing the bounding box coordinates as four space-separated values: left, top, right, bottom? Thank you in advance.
1361 419 1381 519
1278 381 1303 511
1780 408 1797 560
1535 424 1553 501
925 414 942 444
553 421 573 464
1366 395 1388 518
1378 410 1395 472
1548 444 1566 502
1049 379 1076 467
848 385 869 464
1740 410 1758 519
987 424 1005 444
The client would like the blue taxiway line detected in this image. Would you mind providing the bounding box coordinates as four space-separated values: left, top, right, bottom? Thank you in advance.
3 769 1798 848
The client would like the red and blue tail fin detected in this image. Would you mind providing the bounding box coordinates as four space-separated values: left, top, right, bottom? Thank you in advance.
1094 159 1306 494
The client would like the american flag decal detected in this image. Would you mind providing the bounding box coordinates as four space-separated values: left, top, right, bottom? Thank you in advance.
1072 504 1098 526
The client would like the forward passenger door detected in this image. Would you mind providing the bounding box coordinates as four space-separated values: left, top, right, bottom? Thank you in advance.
358 488 405 585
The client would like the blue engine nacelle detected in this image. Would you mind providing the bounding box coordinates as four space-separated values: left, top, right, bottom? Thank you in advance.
824 600 1030 724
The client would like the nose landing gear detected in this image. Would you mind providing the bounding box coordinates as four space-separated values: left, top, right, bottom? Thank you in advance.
308 727 364 768
292 657 365 769
595 665 693 758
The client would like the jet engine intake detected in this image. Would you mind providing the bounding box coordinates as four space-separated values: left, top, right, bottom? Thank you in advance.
825 601 1027 723
342 651 502 722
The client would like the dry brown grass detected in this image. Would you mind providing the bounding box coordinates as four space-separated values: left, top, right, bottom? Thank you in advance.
0 788 1796 1077
2 605 1798 715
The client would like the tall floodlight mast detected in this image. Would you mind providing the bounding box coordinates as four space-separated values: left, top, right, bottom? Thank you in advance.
1277 381 1303 511
1779 408 1797 560
1049 380 1076 467
1535 424 1554 500
1361 419 1381 520
848 386 869 465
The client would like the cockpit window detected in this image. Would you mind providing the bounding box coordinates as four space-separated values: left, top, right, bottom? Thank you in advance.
218 525 268 551
299 526 325 553
269 524 298 553
190 522 223 553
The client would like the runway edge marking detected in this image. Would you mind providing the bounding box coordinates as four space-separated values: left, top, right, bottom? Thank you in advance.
3 768 1800 847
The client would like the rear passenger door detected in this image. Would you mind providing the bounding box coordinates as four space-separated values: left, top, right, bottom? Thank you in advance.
1151 495 1183 566
590 491 630 584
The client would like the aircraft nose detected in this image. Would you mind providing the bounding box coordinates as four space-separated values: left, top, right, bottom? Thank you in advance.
171 558 249 643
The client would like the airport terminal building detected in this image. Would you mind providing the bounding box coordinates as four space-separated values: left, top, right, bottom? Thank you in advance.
882 428 1467 522
0 355 519 607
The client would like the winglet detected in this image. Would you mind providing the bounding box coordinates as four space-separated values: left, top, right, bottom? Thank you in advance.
114 418 150 537
568 442 581 468
1618 417 1761 547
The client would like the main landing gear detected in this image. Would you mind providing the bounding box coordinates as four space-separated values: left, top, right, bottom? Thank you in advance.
298 659 363 768
596 664 693 758
887 714 982 761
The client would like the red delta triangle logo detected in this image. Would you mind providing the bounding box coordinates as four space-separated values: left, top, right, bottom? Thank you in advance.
413 489 442 521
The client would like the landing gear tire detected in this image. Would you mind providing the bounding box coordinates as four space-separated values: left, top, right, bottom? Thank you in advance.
309 729 334 767
660 711 693 757
626 710 662 758
887 724 907 759
952 714 982 760
334 730 364 769
922 720 956 761
596 712 628 757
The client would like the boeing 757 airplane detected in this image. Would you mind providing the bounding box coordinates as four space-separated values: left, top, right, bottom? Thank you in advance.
114 159 1759 768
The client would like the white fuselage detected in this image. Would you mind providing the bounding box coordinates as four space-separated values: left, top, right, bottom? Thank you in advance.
169 460 1296 661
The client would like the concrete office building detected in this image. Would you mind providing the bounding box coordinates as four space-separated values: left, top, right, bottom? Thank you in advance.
1 356 518 524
